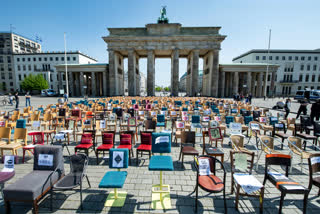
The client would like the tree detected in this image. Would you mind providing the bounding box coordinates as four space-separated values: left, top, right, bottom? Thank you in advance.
21 74 49 91
164 87 170 92
155 86 162 92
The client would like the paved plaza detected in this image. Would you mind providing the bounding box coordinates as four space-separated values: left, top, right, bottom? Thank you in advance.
0 97 319 214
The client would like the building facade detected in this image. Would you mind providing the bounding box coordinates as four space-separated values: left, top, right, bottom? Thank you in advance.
233 49 320 96
179 70 203 93
13 51 97 93
0 32 41 92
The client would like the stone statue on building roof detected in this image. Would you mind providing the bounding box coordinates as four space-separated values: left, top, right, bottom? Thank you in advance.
158 6 169 24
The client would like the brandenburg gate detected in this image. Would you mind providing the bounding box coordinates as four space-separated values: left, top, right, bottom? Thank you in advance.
103 22 226 97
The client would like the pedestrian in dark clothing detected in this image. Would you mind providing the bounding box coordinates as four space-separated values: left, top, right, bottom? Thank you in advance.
248 94 252 103
311 99 320 123
296 99 308 119
284 98 291 119
14 92 19 109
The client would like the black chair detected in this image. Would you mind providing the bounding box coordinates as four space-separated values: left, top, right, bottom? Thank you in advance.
263 154 309 214
300 115 313 134
272 122 290 149
313 122 320 146
253 110 261 121
308 153 320 196
51 154 91 210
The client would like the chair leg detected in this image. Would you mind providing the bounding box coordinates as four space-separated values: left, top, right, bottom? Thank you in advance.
32 200 38 214
96 152 99 165
86 175 91 188
136 150 139 166
235 185 240 210
50 188 53 211
195 184 198 213
80 182 83 210
22 149 26 163
223 187 227 213
279 192 285 214
303 191 309 214
5 200 10 214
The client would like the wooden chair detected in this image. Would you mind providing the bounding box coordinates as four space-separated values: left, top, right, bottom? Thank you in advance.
136 131 152 166
95 131 115 164
287 136 312 172
179 131 198 166
230 150 264 213
0 128 27 156
0 127 11 146
308 153 320 197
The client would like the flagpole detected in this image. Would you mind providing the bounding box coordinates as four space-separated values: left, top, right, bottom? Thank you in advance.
264 29 271 98
64 32 69 96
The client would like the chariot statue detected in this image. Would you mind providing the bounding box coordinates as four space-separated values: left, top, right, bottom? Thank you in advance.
158 6 169 24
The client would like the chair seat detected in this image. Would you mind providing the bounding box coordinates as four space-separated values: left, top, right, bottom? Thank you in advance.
313 176 320 187
0 142 22 149
97 144 113 151
75 144 93 149
0 171 15 183
191 123 202 129
242 125 248 130
99 171 127 188
275 133 290 139
268 171 307 192
291 148 312 159
156 122 165 127
233 174 263 194
182 146 199 155
53 173 82 189
198 174 224 192
23 144 37 149
137 144 151 151
296 133 317 140
149 155 174 171
0 140 9 146
117 145 132 150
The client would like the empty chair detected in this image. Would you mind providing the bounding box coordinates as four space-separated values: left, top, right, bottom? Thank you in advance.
136 131 152 165
117 133 134 164
0 156 17 201
95 131 115 164
22 131 45 163
308 153 320 197
74 130 96 156
179 131 198 166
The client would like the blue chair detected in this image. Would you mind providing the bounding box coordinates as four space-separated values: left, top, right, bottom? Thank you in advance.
156 115 166 128
191 115 202 129
153 101 158 104
182 107 188 111
225 116 234 128
161 107 168 111
269 117 278 125
99 148 129 207
244 116 253 126
37 108 44 114
213 108 220 114
132 99 136 105
149 132 173 209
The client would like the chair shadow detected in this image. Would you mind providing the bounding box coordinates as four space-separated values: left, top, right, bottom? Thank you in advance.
265 195 320 212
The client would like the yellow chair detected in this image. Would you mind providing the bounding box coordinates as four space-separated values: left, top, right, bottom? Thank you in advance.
0 128 27 156
0 127 11 146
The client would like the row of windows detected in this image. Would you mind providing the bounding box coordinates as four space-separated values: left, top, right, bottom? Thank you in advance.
300 64 319 71
298 86 320 90
0 72 13 79
256 55 318 61
17 74 65 82
298 74 320 82
0 56 11 63
17 64 52 72
16 56 76 62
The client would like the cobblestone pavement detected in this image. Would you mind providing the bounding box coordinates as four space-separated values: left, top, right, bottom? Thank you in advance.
0 97 319 213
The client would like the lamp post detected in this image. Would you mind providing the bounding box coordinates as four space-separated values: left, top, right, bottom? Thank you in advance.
264 29 271 98
64 32 69 96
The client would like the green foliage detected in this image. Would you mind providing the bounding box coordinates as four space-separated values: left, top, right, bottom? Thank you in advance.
155 86 162 92
164 87 170 92
21 74 49 91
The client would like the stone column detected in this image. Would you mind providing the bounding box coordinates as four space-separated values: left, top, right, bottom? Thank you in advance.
233 72 239 95
186 55 192 96
171 49 179 96
251 72 256 96
80 72 85 97
103 71 107 96
147 50 155 96
247 72 252 95
128 50 136 96
219 70 225 97
108 50 116 96
191 49 199 96
211 50 219 97
91 72 96 97
257 72 262 97
68 72 74 97
271 71 275 96
58 72 63 91
225 73 229 97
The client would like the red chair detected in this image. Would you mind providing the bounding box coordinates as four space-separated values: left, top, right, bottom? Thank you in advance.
22 132 45 163
136 131 152 166
146 104 152 111
117 133 133 164
133 104 139 111
74 130 96 156
95 131 115 164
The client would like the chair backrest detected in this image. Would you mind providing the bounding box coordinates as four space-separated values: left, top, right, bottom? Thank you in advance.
70 153 89 175
13 128 27 143
180 131 196 145
152 132 171 153
244 116 253 125
225 116 234 125
101 132 114 146
128 117 137 127
196 155 225 176
58 108 66 117
259 117 267 124
0 120 7 127
253 110 261 120
230 150 254 174
0 127 11 139
71 109 81 118
260 135 274 150
16 119 26 128
265 154 291 177
191 115 200 124
288 136 303 150
309 153 320 176
120 133 132 145
29 131 45 145
314 122 320 134
229 122 242 135
140 131 152 145
230 134 245 149
109 148 129 169
144 120 156 130
33 145 64 173
273 122 286 133
157 114 165 123
208 127 223 140
175 121 185 129
269 116 278 125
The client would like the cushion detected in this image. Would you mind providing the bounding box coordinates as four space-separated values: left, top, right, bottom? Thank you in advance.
103 133 114 145
137 144 151 151
149 156 173 171
120 134 131 145
268 171 306 192
0 171 15 183
3 170 61 201
156 122 165 127
33 146 64 172
182 146 199 155
141 133 152 145
99 171 128 188
117 145 132 150
97 144 113 150
198 175 224 192
80 134 92 144
75 144 92 149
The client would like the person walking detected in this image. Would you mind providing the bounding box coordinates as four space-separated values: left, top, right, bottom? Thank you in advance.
311 99 320 123
8 93 13 105
14 92 19 109
25 91 31 107
284 98 291 119
63 92 68 102
296 99 308 119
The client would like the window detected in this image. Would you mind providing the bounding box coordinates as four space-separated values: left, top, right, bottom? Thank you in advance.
63 74 65 81
0 56 3 63
34 65 37 71
319 75 320 82
299 74 303 81
39 57 42 61
17 65 21 71
44 57 47 61
282 56 286 60
24 74 26 78
313 65 317 71
288 56 292 60
33 57 36 61
298 86 301 90
61 57 64 61
73 57 76 61
55 57 59 61
307 65 310 71
22 58 25 62
10 82 13 86
305 74 309 82
0 65 4 71
269 56 272 60
28 65 31 71
312 75 315 82
7 56 11 63
28 58 31 62
17 58 20 62
308 56 311 61
9 73 12 79
67 57 70 61
50 74 53 82
295 56 298 60
57 74 59 81
262 56 266 60
18 74 21 81
1 73 4 79
50 57 53 61
315 57 318 61
23 65 26 71
8 65 12 71
301 56 305 60
300 64 304 70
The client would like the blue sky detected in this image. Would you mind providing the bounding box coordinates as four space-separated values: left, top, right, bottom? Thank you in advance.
1 0 319 86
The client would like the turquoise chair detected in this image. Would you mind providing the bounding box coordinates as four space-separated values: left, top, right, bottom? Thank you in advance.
99 148 129 207
156 115 166 128
132 99 136 105
244 116 253 125
149 132 173 209
225 116 234 128
12 119 26 134
213 108 220 114
269 116 278 125
191 115 202 129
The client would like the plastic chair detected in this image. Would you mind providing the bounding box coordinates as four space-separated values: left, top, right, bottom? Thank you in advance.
148 132 174 209
98 148 129 207
263 154 309 214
